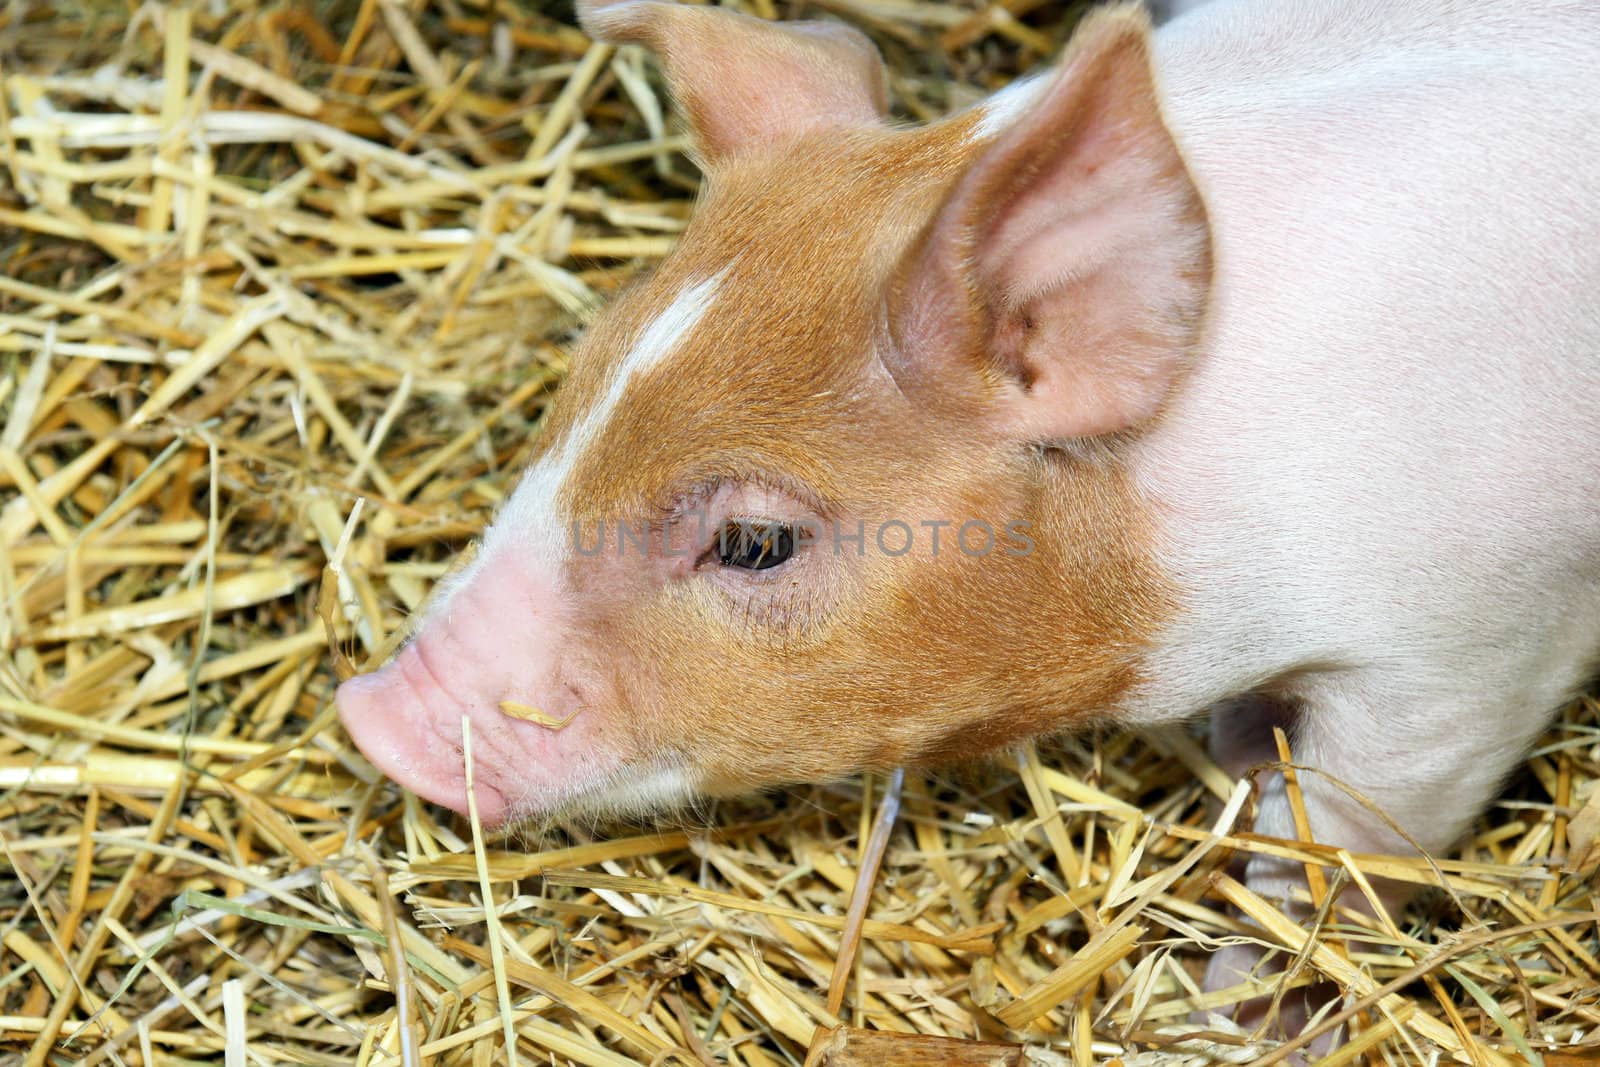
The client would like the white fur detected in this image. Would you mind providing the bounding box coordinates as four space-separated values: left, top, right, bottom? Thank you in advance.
574 765 696 821
480 270 729 578
1118 0 1600 877
972 2 1213 144
568 269 730 468
970 72 1049 141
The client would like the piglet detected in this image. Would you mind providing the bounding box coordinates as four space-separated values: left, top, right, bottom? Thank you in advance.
338 0 1600 1041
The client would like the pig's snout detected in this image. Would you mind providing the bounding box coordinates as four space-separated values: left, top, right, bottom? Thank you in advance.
335 554 598 826
336 646 510 824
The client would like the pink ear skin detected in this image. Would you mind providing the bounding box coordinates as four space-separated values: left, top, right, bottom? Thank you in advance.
889 4 1212 442
575 0 888 164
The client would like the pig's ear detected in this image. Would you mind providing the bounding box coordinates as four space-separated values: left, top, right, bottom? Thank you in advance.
889 5 1211 441
576 0 888 164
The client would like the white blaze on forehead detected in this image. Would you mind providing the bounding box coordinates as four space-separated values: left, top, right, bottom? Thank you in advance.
970 71 1050 141
582 269 731 452
482 269 731 573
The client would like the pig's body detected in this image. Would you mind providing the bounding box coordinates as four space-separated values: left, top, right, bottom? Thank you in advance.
1131 0 1600 854
338 0 1599 1045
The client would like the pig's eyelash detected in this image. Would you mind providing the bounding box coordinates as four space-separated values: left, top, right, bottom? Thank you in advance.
700 530 824 636
695 516 801 572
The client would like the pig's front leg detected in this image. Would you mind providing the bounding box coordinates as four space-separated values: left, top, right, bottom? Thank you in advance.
1202 674 1555 1049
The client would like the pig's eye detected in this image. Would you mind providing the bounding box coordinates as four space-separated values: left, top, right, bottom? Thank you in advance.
717 520 795 571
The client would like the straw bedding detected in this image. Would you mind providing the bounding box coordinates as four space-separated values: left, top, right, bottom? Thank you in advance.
1 1 1597 1064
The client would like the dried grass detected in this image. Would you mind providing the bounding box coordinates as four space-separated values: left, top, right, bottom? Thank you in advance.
2 2 1597 1065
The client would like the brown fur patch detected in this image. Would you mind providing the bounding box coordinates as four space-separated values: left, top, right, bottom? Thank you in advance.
530 97 1180 797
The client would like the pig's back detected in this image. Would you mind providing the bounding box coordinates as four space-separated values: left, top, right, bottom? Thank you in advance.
1131 0 1600 711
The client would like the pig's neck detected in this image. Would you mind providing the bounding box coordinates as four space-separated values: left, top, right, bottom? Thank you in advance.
1117 0 1600 724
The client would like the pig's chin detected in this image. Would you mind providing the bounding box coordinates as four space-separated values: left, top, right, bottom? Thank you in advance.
335 651 690 827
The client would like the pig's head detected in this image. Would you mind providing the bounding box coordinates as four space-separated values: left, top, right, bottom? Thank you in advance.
336 1 1210 825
